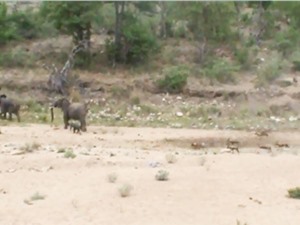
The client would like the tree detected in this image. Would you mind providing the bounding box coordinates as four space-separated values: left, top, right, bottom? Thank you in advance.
40 2 101 45
171 2 236 64
274 2 300 28
0 3 19 44
106 1 158 65
42 40 88 96
177 2 236 42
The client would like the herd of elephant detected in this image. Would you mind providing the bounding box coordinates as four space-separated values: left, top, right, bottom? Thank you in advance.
0 95 88 132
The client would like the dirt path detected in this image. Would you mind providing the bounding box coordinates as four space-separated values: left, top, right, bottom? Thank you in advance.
1 125 300 225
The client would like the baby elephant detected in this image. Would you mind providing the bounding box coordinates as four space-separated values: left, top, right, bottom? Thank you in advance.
51 98 88 131
69 121 81 134
0 94 21 122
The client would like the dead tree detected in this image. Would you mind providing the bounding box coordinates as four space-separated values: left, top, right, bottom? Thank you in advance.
42 39 88 96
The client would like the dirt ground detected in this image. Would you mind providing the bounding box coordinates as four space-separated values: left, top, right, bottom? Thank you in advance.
0 124 300 225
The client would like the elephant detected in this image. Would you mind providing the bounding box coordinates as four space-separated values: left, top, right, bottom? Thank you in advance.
68 121 81 134
50 98 88 131
0 94 21 122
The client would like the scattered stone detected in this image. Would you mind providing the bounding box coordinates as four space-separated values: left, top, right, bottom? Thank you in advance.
176 111 183 117
288 116 298 122
148 161 161 168
220 148 232 154
275 78 294 87
191 142 206 149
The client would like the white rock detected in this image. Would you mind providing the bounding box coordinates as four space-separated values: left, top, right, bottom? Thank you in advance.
289 116 298 122
176 112 183 117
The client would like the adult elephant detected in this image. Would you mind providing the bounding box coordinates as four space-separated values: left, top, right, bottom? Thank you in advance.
50 98 88 131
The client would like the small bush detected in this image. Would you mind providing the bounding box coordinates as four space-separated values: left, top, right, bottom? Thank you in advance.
7 10 40 40
165 153 177 164
118 184 133 197
110 86 130 99
288 187 300 199
203 58 239 84
291 51 300 71
273 29 299 57
21 142 41 153
0 3 44 44
107 173 118 183
129 96 140 105
172 21 189 39
276 39 293 57
155 170 169 181
234 47 252 70
57 148 66 153
30 192 46 201
64 150 76 159
157 65 189 94
256 54 284 86
0 48 37 68
26 100 43 113
198 156 206 166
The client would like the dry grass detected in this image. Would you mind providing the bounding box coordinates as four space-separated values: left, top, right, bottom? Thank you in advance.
20 142 41 153
107 173 118 183
118 184 133 197
155 170 169 181
165 153 177 164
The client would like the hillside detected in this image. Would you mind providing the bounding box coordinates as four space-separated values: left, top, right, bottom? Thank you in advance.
1 3 300 225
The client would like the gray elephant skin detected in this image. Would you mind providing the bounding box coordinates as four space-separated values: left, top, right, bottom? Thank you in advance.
51 98 88 131
0 94 21 122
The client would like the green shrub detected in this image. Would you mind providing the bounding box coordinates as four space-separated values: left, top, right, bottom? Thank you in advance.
0 3 18 45
276 39 293 56
7 10 40 40
118 184 133 197
157 65 189 94
203 58 239 83
234 47 251 70
256 54 284 86
291 51 300 71
64 150 76 159
273 29 299 57
288 187 300 199
0 48 37 68
105 38 118 64
172 21 188 39
0 3 42 44
241 12 251 25
105 14 159 65
155 170 169 181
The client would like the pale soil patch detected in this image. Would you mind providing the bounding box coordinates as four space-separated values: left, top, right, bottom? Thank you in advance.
0 125 300 225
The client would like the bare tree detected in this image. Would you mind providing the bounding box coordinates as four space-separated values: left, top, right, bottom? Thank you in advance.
42 39 88 96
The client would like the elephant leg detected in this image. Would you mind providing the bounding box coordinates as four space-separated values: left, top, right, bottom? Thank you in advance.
8 112 12 121
16 112 20 122
1 110 6 119
80 118 87 132
63 115 69 129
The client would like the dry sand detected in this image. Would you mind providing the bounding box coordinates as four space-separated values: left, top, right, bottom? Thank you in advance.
0 125 300 225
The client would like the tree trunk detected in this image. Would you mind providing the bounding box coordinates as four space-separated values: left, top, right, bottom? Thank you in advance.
114 1 125 64
234 2 240 15
159 1 167 39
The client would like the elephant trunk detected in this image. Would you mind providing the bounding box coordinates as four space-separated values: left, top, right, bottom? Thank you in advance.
50 106 54 122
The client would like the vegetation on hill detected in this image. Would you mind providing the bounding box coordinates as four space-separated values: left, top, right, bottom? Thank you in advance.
2 2 300 130
1 1 300 90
